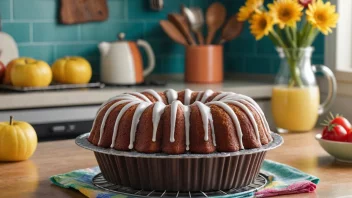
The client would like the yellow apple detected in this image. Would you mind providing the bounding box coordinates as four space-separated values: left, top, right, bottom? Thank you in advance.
11 59 52 87
3 57 36 85
52 57 92 84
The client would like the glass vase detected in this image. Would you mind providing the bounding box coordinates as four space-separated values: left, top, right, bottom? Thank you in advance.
272 47 337 133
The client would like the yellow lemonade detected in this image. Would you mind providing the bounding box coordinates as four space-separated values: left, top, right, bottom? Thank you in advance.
272 86 320 132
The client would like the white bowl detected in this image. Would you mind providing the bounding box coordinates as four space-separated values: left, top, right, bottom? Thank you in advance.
316 134 352 163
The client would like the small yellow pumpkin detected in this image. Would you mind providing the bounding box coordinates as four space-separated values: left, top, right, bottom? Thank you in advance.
11 59 52 87
0 116 38 161
52 57 92 84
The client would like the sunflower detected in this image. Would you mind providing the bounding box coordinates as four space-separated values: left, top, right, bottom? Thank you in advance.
306 0 339 35
268 0 303 29
246 0 264 10
237 0 264 22
250 11 275 40
238 6 253 21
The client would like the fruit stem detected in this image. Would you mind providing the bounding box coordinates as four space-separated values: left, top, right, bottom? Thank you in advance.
9 116 13 125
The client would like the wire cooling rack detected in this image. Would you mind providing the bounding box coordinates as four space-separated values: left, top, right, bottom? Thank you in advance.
92 173 267 198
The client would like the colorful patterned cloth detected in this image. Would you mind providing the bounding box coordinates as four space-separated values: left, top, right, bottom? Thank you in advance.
50 160 319 198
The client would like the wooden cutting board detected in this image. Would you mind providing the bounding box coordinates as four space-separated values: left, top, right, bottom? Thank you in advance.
60 0 109 24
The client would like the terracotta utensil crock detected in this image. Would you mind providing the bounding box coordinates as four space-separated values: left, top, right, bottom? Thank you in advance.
185 45 223 83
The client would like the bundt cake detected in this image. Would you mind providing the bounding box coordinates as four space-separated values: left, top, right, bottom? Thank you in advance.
88 89 272 154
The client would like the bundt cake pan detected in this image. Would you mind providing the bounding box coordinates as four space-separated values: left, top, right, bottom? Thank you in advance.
76 132 283 192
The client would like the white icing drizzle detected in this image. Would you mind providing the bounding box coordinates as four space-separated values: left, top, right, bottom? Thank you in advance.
211 92 228 101
97 94 140 112
152 102 166 142
240 99 272 141
129 92 152 102
129 102 150 149
110 101 141 148
183 105 191 150
98 100 131 145
222 100 260 143
239 96 271 140
184 89 193 105
220 94 271 139
91 96 135 138
195 91 203 101
143 89 163 102
207 101 244 149
218 93 238 102
106 94 141 103
194 101 211 142
200 89 214 103
208 108 216 147
165 89 178 104
170 100 182 142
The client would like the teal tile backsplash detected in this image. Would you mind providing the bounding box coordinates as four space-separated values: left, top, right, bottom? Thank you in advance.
55 44 99 58
13 0 57 20
33 23 80 42
107 0 126 19
80 22 144 41
0 0 11 20
2 22 30 42
19 45 54 62
1 0 325 75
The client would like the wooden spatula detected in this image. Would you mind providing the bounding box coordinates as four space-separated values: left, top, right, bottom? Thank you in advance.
160 20 188 46
168 13 196 45
60 0 109 24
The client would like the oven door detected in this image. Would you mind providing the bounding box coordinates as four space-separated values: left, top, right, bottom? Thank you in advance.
0 105 99 140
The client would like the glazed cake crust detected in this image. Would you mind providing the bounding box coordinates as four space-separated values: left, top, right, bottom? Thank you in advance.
88 89 272 154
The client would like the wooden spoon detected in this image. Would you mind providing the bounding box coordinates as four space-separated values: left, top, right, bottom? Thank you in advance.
168 13 196 45
160 20 188 46
205 2 226 45
219 14 243 44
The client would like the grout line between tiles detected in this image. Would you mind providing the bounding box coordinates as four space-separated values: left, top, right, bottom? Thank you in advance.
53 45 57 60
29 22 33 43
9 0 13 21
124 0 128 20
2 19 161 23
77 25 81 41
17 41 99 46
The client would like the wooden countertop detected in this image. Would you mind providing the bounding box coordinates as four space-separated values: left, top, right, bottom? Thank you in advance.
1 130 351 198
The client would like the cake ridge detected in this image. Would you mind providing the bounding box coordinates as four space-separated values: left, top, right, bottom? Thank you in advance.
142 89 163 102
218 94 272 141
98 99 131 145
221 100 260 142
111 101 142 148
207 101 244 149
89 88 272 154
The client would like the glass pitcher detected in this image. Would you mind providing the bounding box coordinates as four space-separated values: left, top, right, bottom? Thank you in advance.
271 47 337 133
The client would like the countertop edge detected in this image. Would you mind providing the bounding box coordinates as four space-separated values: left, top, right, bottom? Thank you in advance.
0 81 274 110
